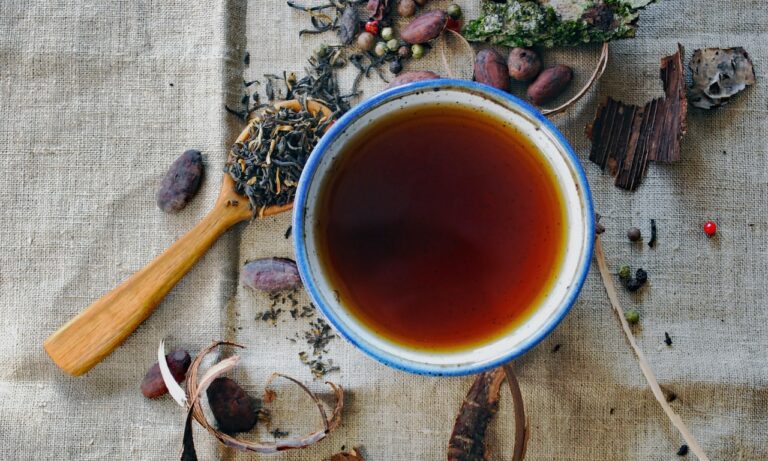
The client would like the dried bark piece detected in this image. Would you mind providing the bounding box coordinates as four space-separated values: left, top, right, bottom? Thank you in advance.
587 44 687 191
448 365 528 461
689 47 755 109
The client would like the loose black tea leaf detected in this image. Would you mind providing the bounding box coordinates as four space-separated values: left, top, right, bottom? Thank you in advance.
649 219 657 247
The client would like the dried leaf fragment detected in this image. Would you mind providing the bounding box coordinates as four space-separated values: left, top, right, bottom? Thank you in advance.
587 44 687 190
689 47 755 109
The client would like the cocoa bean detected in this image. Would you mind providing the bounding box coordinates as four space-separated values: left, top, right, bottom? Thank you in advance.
397 0 417 17
526 65 573 105
507 47 541 82
141 349 191 399
400 10 446 44
207 377 258 434
156 149 204 213
474 49 509 91
385 70 440 89
240 257 300 293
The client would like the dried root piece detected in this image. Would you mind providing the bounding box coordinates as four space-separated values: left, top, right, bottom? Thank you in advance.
594 237 711 461
448 365 528 461
689 47 755 109
159 341 344 460
587 44 687 190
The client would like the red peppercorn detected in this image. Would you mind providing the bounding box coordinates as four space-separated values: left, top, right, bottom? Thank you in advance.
703 220 717 237
445 17 462 33
365 20 379 35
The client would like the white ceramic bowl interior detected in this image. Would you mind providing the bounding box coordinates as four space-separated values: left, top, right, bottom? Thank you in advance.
293 80 594 376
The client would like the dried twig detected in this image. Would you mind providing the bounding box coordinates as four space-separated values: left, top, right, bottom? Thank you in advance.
542 42 609 117
594 237 710 461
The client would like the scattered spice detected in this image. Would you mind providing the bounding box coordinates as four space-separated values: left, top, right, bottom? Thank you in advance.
703 220 717 237
623 268 648 292
141 349 191 399
241 257 301 293
587 45 687 190
664 332 673 346
156 149 204 213
329 448 367 461
306 317 336 355
618 265 631 280
552 343 561 353
677 444 690 456
627 227 642 242
624 308 640 325
299 351 340 378
594 239 712 461
649 219 658 247
462 0 658 48
244 51 250 66
689 47 755 109
284 225 293 239
270 428 290 438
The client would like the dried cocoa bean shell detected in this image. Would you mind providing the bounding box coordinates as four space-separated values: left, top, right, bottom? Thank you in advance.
206 377 258 434
141 349 191 399
366 0 390 21
240 257 300 293
527 65 573 105
400 10 446 44
507 47 541 82
474 49 509 91
156 149 204 213
385 70 440 89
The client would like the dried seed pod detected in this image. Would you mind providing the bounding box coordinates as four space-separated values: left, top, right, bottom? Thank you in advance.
474 48 509 91
527 65 573 105
156 149 204 213
397 0 417 17
400 10 446 44
507 47 541 81
385 70 440 89
241 257 300 293
141 349 191 399
207 377 258 434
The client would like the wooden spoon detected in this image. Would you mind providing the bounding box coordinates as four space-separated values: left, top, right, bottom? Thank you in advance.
44 99 332 376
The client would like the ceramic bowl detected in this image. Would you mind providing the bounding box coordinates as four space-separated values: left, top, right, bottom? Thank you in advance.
293 79 594 376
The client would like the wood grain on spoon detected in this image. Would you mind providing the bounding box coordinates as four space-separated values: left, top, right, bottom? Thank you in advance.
44 100 331 376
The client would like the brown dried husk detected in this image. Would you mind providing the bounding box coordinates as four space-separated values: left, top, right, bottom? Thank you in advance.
448 364 528 461
169 341 343 459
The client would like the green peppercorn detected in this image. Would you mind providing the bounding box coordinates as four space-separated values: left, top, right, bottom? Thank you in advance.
381 27 395 41
386 38 400 52
447 4 462 20
411 43 425 59
624 308 640 324
313 43 329 58
618 265 631 280
374 41 388 57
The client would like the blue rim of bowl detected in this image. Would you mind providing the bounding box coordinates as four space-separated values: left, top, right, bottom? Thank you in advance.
293 78 595 376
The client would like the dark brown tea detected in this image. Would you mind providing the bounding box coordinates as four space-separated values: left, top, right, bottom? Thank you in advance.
316 104 566 351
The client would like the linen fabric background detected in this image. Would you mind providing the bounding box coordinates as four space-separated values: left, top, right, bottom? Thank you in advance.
0 0 766 459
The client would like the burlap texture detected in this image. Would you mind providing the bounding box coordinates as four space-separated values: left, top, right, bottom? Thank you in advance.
1 0 766 459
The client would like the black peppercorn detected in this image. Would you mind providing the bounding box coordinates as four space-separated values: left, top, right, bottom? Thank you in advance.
627 227 641 241
676 444 689 456
389 59 403 74
635 268 648 284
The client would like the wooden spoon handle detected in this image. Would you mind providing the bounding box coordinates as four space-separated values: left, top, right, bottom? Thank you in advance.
44 204 244 376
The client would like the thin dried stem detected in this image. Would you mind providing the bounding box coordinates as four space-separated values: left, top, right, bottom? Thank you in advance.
542 42 609 117
594 237 710 461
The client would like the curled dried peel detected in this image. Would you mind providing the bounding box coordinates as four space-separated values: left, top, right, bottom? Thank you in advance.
159 341 344 460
